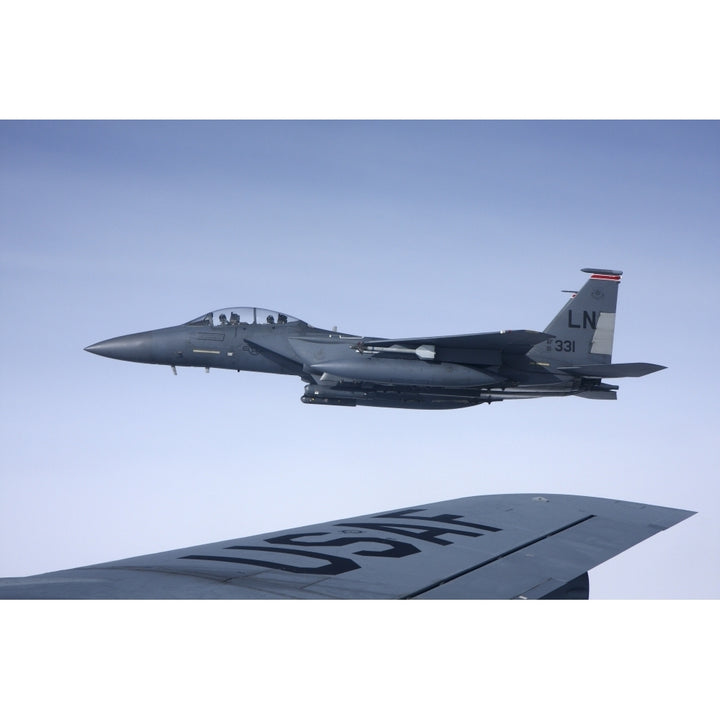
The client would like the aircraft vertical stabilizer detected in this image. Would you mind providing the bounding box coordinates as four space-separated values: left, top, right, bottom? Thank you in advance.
528 268 622 368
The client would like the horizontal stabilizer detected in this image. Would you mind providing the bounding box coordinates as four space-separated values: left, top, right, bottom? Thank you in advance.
559 362 666 378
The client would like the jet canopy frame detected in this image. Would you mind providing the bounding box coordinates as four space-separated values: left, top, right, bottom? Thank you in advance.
185 307 305 328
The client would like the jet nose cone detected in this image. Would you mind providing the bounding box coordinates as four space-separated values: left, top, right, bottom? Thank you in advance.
84 340 111 356
84 331 157 363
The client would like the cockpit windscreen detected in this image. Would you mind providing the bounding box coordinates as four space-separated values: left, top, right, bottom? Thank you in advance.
185 307 303 328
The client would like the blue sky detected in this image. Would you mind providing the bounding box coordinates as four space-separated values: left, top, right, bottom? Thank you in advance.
1 120 718 600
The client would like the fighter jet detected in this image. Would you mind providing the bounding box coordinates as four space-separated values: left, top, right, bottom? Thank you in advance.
85 268 665 409
0 493 694 599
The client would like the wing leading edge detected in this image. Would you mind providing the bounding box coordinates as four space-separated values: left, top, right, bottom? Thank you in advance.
0 494 693 599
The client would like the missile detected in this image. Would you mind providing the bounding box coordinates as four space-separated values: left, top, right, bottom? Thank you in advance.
354 343 436 360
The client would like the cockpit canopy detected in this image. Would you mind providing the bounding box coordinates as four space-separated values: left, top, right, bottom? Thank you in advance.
185 307 305 328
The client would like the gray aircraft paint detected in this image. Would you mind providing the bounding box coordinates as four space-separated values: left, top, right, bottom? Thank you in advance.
527 268 622 367
0 493 694 599
84 269 665 409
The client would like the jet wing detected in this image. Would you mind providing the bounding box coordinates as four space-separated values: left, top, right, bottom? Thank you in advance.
356 330 552 364
362 330 551 352
0 494 693 599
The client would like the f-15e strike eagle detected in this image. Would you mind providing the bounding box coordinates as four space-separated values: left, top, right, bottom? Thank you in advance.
85 268 665 409
0 493 693 599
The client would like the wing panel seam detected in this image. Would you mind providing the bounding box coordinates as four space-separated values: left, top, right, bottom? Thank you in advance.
402 513 596 599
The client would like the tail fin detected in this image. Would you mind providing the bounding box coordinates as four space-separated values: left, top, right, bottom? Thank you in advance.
528 268 622 367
